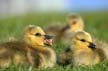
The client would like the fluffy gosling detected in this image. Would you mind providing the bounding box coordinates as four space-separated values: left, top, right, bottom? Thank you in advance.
57 31 106 66
0 25 56 69
45 13 84 42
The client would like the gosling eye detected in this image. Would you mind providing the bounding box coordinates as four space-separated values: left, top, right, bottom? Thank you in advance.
35 33 41 36
72 20 77 24
80 39 86 42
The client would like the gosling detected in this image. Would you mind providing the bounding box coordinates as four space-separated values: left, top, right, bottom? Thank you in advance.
45 13 84 42
0 25 56 69
57 31 106 66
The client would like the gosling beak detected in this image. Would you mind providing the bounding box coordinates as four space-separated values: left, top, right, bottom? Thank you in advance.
65 25 70 29
62 25 70 32
44 35 53 46
88 42 96 49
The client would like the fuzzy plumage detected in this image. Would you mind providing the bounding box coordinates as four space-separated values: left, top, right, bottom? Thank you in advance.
0 25 56 69
45 13 84 43
57 31 106 66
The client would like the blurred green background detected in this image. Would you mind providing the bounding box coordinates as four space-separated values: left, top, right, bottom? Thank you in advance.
0 0 108 71
0 12 108 42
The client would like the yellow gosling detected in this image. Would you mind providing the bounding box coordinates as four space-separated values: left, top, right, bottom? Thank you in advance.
0 25 56 69
45 13 84 42
57 31 105 66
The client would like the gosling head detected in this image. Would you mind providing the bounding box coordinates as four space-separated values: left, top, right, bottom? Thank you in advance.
66 13 84 32
71 31 96 50
23 25 53 47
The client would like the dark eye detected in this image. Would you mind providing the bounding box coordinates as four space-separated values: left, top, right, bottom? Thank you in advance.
80 39 86 42
35 33 41 36
72 20 77 24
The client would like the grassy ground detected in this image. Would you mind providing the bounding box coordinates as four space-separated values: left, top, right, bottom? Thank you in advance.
0 12 108 71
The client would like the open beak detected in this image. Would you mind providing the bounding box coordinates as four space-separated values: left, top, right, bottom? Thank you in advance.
44 35 53 46
88 42 96 49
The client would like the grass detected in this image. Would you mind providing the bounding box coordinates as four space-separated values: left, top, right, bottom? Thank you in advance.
0 12 108 71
